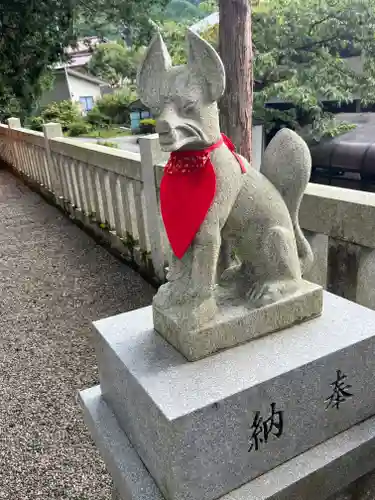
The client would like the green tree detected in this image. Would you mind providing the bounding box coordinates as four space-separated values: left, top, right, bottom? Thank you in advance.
203 0 375 143
0 0 75 118
88 87 137 126
163 0 203 21
0 0 74 116
88 42 145 87
198 0 217 15
40 100 82 131
79 0 170 47
0 0 176 119
160 21 189 65
74 12 120 40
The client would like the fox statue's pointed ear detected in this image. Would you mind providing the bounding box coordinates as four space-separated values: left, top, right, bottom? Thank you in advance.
187 29 225 102
137 32 172 108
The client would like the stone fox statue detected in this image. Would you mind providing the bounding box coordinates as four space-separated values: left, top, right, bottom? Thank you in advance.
137 29 314 321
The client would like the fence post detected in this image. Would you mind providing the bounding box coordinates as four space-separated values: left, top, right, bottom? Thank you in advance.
7 117 22 170
8 117 21 129
139 134 168 281
43 122 63 197
356 247 375 311
303 230 328 288
252 123 264 170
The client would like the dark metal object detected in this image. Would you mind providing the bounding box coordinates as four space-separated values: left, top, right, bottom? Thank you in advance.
310 113 375 184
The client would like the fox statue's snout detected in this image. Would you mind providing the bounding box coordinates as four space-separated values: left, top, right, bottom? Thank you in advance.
154 105 206 152
154 102 219 152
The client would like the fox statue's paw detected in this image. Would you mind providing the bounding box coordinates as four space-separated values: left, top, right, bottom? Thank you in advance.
153 281 188 309
219 264 242 286
247 279 299 308
154 282 218 327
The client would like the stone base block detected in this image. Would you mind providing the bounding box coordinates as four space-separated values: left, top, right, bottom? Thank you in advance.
90 292 375 500
153 280 323 361
79 385 375 500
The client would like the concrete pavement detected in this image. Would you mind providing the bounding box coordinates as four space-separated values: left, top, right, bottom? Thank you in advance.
75 135 141 154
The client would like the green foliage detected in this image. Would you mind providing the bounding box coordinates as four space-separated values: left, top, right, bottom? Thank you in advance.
0 0 75 116
79 0 170 47
74 13 120 39
139 118 156 134
198 0 217 15
201 0 375 143
96 140 119 148
67 120 93 137
85 127 131 138
160 21 189 65
297 115 357 145
92 87 137 126
164 0 203 21
88 42 145 87
40 100 82 131
140 119 156 126
86 107 112 128
26 116 45 132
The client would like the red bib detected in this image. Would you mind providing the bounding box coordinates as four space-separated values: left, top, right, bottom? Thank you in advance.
160 134 246 259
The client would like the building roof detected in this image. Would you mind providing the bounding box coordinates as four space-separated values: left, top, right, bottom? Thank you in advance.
129 99 149 112
54 37 109 70
54 54 93 70
67 69 107 86
190 12 219 34
65 36 108 55
54 67 107 86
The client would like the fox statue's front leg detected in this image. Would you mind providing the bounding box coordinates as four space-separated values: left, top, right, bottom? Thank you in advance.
153 250 192 309
186 220 221 299
153 219 222 323
171 219 222 326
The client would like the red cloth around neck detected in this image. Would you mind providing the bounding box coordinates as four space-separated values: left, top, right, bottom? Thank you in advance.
160 134 246 259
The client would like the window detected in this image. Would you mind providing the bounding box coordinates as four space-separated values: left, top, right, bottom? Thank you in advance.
79 96 94 113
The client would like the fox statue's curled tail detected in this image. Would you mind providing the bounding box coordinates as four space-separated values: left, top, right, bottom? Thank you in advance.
260 128 314 275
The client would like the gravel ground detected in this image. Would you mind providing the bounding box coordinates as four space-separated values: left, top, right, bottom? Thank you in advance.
0 168 155 500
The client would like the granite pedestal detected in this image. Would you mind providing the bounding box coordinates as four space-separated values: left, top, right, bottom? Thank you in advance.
80 292 375 500
80 385 375 500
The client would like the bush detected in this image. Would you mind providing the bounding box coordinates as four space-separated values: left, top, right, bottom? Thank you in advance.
140 118 156 127
67 120 92 137
27 115 44 132
86 106 111 128
94 87 137 126
139 118 156 134
41 100 82 131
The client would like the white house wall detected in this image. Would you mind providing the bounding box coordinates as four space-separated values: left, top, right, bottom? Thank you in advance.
68 74 102 107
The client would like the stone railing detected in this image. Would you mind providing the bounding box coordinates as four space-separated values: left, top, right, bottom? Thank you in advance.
301 183 375 310
0 120 171 281
1 118 375 312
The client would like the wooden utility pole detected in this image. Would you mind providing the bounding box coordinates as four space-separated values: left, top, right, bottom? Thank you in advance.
219 0 253 162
